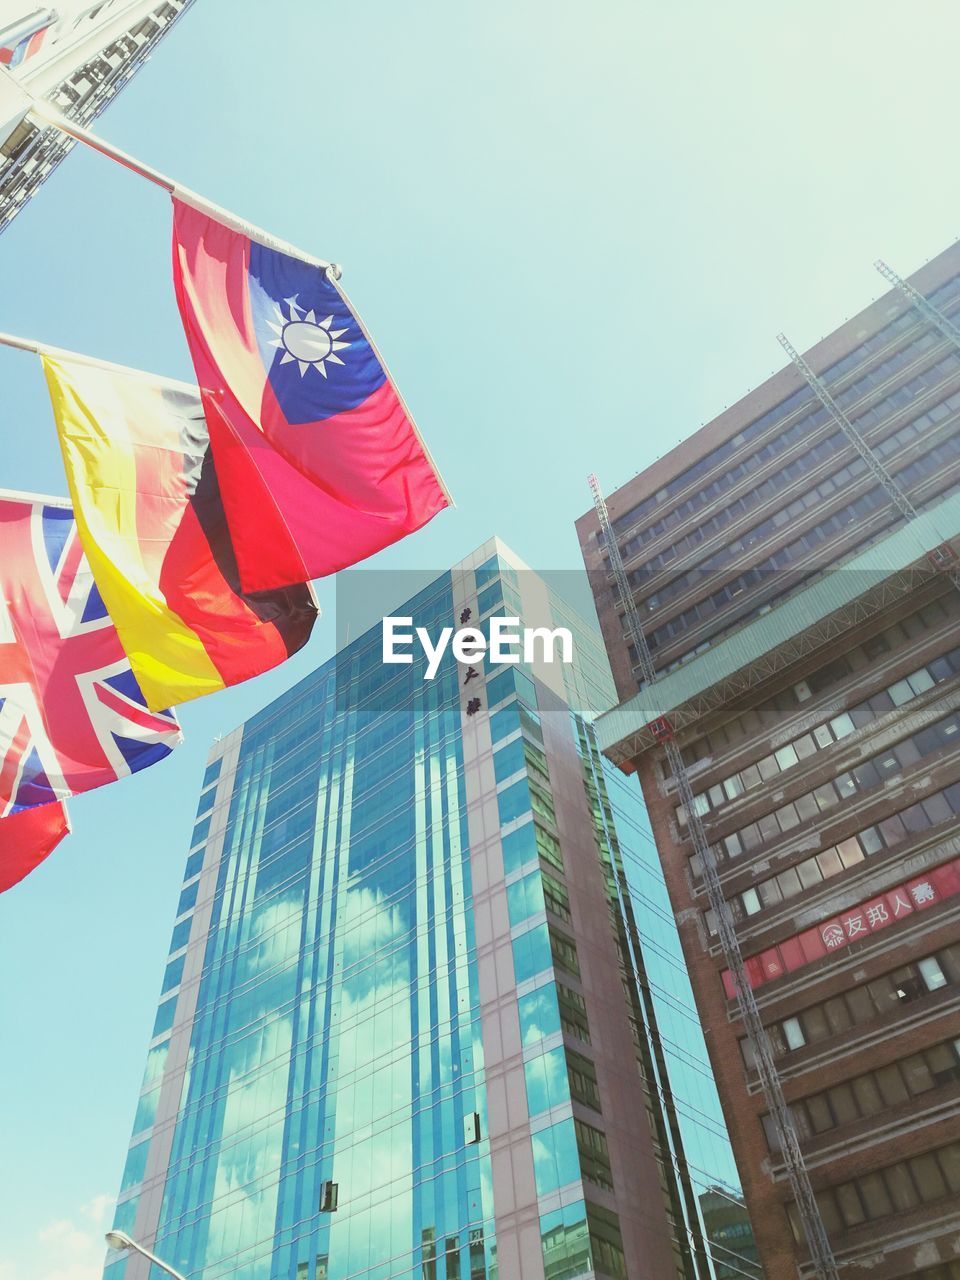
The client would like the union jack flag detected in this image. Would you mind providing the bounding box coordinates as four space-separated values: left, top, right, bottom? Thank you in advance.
0 491 182 816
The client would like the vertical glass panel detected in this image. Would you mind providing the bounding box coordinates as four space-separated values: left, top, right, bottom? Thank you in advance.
169 919 192 955
160 955 185 995
501 821 537 876
507 871 546 926
190 816 210 848
183 849 204 882
532 1118 580 1195
133 1086 160 1134
494 738 527 784
512 923 551 984
515 669 538 708
524 1046 569 1116
175 882 198 917
518 984 562 1046
490 703 521 744
540 1201 591 1280
119 1138 150 1194
497 778 531 827
151 996 176 1040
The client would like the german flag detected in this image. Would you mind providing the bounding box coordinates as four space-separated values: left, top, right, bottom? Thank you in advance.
43 352 317 711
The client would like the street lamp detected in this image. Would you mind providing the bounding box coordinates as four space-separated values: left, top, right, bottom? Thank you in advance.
104 1230 188 1280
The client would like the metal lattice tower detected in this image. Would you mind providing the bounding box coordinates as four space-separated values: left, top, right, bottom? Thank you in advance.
875 259 960 351
588 473 842 1280
776 331 960 597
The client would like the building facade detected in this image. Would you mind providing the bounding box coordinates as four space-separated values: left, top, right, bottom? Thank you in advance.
102 540 757 1280
576 242 960 1278
1 0 194 235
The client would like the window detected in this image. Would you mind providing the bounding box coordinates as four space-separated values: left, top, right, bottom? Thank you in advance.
490 702 520 744
183 849 204 882
782 1017 806 1051
151 996 176 1040
498 778 531 827
549 928 580 977
507 871 546 926
160 955 185 995
525 1047 569 1116
518 984 562 1046
512 923 551 984
575 1119 614 1191
541 870 571 923
770 947 960 1058
494 737 527 784
565 1051 602 1113
535 824 564 872
919 957 948 991
169 918 191 954
176 882 198 918
532 1119 580 1195
741 888 762 915
501 821 538 876
558 983 591 1043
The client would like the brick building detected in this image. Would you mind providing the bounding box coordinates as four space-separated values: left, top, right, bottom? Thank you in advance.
576 241 960 1278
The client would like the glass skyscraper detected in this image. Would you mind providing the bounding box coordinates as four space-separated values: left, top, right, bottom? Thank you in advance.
103 539 757 1280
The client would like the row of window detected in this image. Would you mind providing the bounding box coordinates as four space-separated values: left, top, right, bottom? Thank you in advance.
540 1199 627 1280
610 388 820 539
524 1045 603 1119
616 307 960 568
749 944 960 1061
833 326 941 411
492 693 622 1216
623 420 841 569
799 1138 960 1235
715 707 960 861
642 427 960 674
764 1037 960 1147
618 313 943 553
689 647 958 822
634 448 868 607
517 980 593 1084
730 780 960 920
648 414 960 654
677 597 955 770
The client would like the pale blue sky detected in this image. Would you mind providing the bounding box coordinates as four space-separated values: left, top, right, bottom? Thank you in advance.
3 2 960 1274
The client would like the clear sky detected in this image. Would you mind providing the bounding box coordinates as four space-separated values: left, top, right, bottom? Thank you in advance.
3 2 960 1275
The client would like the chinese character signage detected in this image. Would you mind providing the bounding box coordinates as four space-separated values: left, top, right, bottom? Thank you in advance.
722 855 960 998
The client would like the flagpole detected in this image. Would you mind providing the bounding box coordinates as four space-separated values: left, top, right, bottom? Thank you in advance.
0 330 39 355
0 329 197 392
24 99 338 274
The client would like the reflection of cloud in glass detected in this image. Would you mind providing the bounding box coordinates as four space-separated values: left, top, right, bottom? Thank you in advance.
328 885 414 1280
197 893 306 1277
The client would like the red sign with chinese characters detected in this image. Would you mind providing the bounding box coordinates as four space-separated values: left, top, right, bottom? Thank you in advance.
721 855 960 998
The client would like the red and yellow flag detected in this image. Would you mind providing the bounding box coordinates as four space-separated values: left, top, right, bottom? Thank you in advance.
43 353 318 711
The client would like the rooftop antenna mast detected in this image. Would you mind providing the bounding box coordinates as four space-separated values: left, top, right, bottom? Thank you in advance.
587 472 841 1280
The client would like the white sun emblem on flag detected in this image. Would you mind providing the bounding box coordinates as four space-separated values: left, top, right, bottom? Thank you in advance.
266 297 351 377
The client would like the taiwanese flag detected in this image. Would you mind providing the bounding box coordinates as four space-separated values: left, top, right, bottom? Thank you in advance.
172 197 451 592
0 12 56 68
43 353 318 712
0 802 69 893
